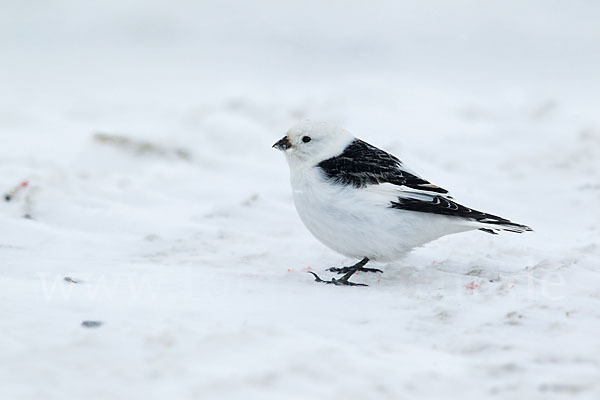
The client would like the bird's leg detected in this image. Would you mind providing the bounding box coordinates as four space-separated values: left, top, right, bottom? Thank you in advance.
327 257 382 274
307 257 372 286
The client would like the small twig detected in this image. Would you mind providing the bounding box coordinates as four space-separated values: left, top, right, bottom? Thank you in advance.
4 180 29 202
22 186 38 219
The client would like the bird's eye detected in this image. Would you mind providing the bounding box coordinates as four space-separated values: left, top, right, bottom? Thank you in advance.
302 136 312 143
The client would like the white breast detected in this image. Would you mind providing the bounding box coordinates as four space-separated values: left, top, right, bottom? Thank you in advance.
289 167 472 261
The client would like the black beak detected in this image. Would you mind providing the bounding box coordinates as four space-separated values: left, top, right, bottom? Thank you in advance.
272 136 292 151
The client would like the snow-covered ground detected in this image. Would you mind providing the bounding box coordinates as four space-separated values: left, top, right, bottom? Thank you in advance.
1 1 599 399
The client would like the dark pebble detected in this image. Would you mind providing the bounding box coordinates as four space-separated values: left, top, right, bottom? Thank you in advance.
81 321 103 328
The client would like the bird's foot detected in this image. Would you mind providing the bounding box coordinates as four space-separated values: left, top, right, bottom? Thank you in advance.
327 266 383 274
307 271 368 287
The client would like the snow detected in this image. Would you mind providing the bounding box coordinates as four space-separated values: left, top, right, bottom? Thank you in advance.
1 1 600 399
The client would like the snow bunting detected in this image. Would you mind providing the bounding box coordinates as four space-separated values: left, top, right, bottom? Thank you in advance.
273 121 532 286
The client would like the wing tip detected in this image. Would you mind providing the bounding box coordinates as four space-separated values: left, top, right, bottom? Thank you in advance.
479 228 499 235
408 183 449 194
479 222 533 234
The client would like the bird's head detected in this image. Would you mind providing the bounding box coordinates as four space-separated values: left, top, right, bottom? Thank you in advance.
272 120 354 166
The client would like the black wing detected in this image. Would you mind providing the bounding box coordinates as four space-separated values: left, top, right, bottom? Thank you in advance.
317 139 448 193
317 139 532 233
390 195 532 233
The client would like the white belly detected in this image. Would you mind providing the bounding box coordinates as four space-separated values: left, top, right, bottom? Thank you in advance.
290 168 471 261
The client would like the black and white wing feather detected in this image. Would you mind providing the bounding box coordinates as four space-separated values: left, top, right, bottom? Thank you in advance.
317 139 449 193
317 139 532 234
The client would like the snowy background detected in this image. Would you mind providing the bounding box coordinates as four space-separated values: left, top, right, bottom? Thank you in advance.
1 0 600 399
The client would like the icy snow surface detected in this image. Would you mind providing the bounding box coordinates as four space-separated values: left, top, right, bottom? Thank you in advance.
1 1 600 399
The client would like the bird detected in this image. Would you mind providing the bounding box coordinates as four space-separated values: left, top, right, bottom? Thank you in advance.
272 120 532 286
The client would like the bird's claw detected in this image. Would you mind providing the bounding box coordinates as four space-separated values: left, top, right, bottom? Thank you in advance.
307 271 368 287
327 266 383 274
307 271 328 283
